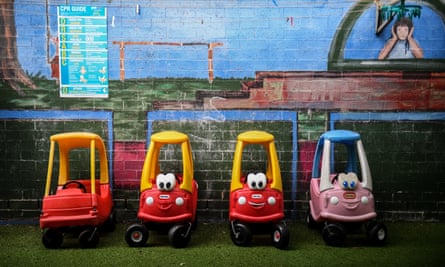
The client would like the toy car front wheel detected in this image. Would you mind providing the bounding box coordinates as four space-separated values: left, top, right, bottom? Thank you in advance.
366 222 387 246
271 222 290 249
230 222 252 247
322 223 345 247
125 223 149 247
168 223 192 248
42 228 63 249
79 227 100 248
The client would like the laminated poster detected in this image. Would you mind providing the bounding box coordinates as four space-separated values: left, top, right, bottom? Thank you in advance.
58 5 108 98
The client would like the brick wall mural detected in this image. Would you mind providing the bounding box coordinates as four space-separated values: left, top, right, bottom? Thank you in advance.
1 0 445 223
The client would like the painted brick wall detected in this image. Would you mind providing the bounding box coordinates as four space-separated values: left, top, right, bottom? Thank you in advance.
1 1 445 224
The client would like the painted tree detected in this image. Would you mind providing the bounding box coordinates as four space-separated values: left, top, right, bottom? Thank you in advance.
0 0 36 94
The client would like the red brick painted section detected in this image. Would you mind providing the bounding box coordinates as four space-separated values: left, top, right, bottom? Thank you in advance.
113 141 146 187
204 72 445 111
297 141 317 193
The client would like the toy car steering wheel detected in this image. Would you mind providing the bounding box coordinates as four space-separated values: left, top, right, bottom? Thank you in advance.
62 181 87 193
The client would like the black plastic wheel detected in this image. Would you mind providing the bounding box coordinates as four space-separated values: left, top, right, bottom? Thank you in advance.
42 228 63 249
366 222 387 246
125 223 149 247
100 210 116 233
230 222 252 247
168 224 191 248
322 223 345 247
306 208 318 229
271 222 290 249
191 214 198 230
79 228 99 248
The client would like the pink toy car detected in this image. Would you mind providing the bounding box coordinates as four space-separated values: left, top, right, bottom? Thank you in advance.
307 130 387 246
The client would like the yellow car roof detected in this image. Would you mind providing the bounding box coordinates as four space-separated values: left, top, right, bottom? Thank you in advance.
237 130 274 143
51 132 106 150
150 131 189 144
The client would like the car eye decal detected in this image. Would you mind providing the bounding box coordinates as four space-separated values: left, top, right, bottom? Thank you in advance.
156 173 176 191
338 172 359 190
247 172 267 190
256 172 267 190
349 181 356 189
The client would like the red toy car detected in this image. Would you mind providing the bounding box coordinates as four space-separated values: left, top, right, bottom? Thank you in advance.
40 132 114 248
307 130 387 246
229 130 290 249
125 131 198 248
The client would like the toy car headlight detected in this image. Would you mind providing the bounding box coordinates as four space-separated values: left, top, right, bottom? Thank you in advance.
330 196 339 205
361 196 369 204
176 197 184 206
238 196 247 205
267 196 276 205
145 196 154 205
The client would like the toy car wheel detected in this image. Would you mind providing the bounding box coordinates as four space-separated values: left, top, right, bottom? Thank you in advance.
42 228 63 249
168 223 192 248
230 222 252 247
366 222 387 246
125 223 149 247
101 210 116 233
79 228 100 248
322 223 345 247
191 214 198 230
306 208 318 229
271 222 290 249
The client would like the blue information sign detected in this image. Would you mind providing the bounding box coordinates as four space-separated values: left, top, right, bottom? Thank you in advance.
58 5 108 98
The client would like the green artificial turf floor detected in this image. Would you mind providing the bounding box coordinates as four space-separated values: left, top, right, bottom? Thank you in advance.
0 222 443 266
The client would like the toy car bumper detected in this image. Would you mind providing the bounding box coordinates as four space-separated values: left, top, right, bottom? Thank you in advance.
229 211 284 224
137 211 194 224
40 212 101 228
319 211 377 223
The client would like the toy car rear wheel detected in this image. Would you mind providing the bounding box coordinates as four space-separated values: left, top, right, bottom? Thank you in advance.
168 223 192 248
79 228 99 248
230 222 252 247
306 208 318 229
322 223 345 247
366 222 387 246
101 210 116 233
271 222 290 249
125 223 149 247
42 228 63 249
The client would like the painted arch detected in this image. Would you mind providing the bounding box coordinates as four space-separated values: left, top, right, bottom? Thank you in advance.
328 0 445 71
